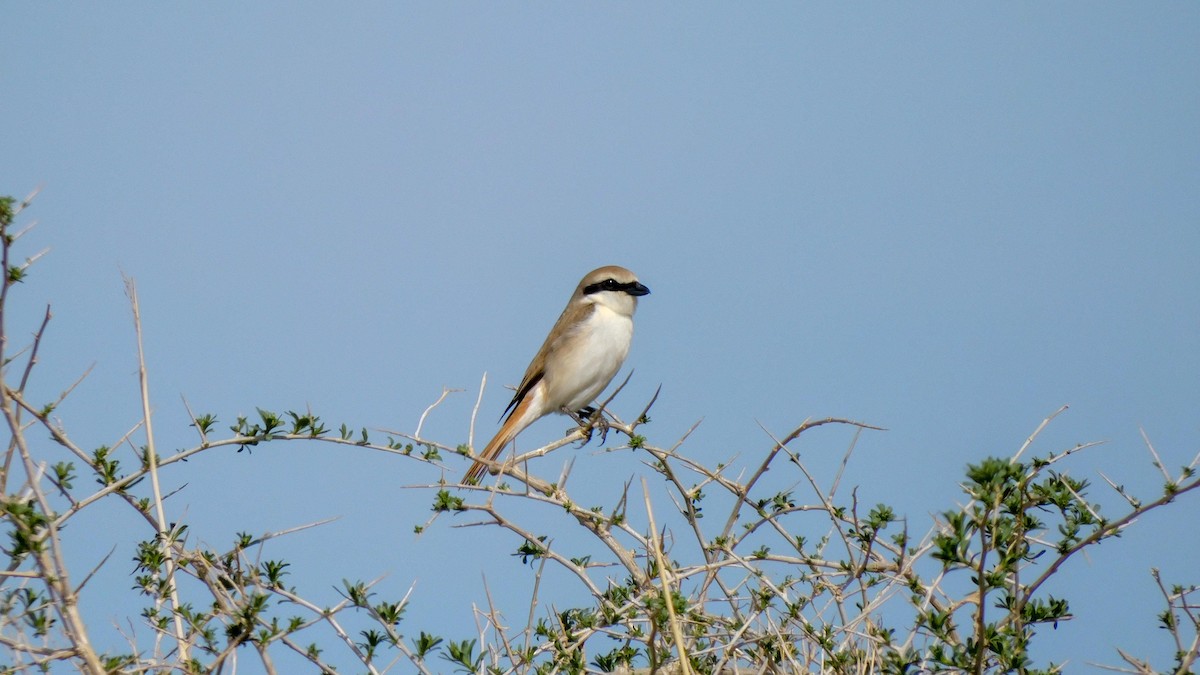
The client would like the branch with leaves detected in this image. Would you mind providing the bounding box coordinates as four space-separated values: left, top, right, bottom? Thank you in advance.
0 192 1197 675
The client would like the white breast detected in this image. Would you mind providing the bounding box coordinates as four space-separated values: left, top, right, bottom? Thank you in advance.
544 304 634 413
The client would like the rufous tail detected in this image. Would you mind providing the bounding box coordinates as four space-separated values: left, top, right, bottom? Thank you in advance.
463 396 537 484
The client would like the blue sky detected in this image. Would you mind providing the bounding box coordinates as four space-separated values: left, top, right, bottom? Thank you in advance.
3 3 1198 671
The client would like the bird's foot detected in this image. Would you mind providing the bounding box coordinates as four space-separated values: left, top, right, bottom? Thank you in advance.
567 406 609 446
593 416 611 445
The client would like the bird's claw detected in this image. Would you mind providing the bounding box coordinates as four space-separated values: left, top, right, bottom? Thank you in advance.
595 418 611 445
584 411 612 446
566 406 610 446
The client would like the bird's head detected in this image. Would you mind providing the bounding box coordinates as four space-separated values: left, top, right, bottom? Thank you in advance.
577 266 650 316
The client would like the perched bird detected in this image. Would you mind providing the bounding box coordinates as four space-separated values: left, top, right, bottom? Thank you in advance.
463 265 650 484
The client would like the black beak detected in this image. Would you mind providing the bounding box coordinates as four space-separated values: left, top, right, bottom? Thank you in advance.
627 281 650 297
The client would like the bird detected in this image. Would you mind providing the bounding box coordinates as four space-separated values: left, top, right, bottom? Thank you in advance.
463 265 650 484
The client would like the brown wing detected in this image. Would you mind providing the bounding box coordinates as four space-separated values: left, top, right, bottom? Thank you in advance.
499 299 595 421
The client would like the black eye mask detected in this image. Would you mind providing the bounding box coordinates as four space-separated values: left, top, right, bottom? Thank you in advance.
583 279 651 297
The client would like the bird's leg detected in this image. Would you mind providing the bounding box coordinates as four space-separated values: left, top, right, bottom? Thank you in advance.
564 407 593 443
565 406 610 446
594 412 611 445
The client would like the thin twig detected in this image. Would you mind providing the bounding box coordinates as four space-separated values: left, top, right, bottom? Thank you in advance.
643 477 694 675
124 276 189 663
470 372 487 451
416 386 461 438
1011 404 1068 463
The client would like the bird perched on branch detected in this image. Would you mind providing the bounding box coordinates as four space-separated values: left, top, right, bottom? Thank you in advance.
463 265 650 484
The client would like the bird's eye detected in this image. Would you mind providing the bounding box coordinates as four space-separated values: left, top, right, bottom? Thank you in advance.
583 278 629 295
